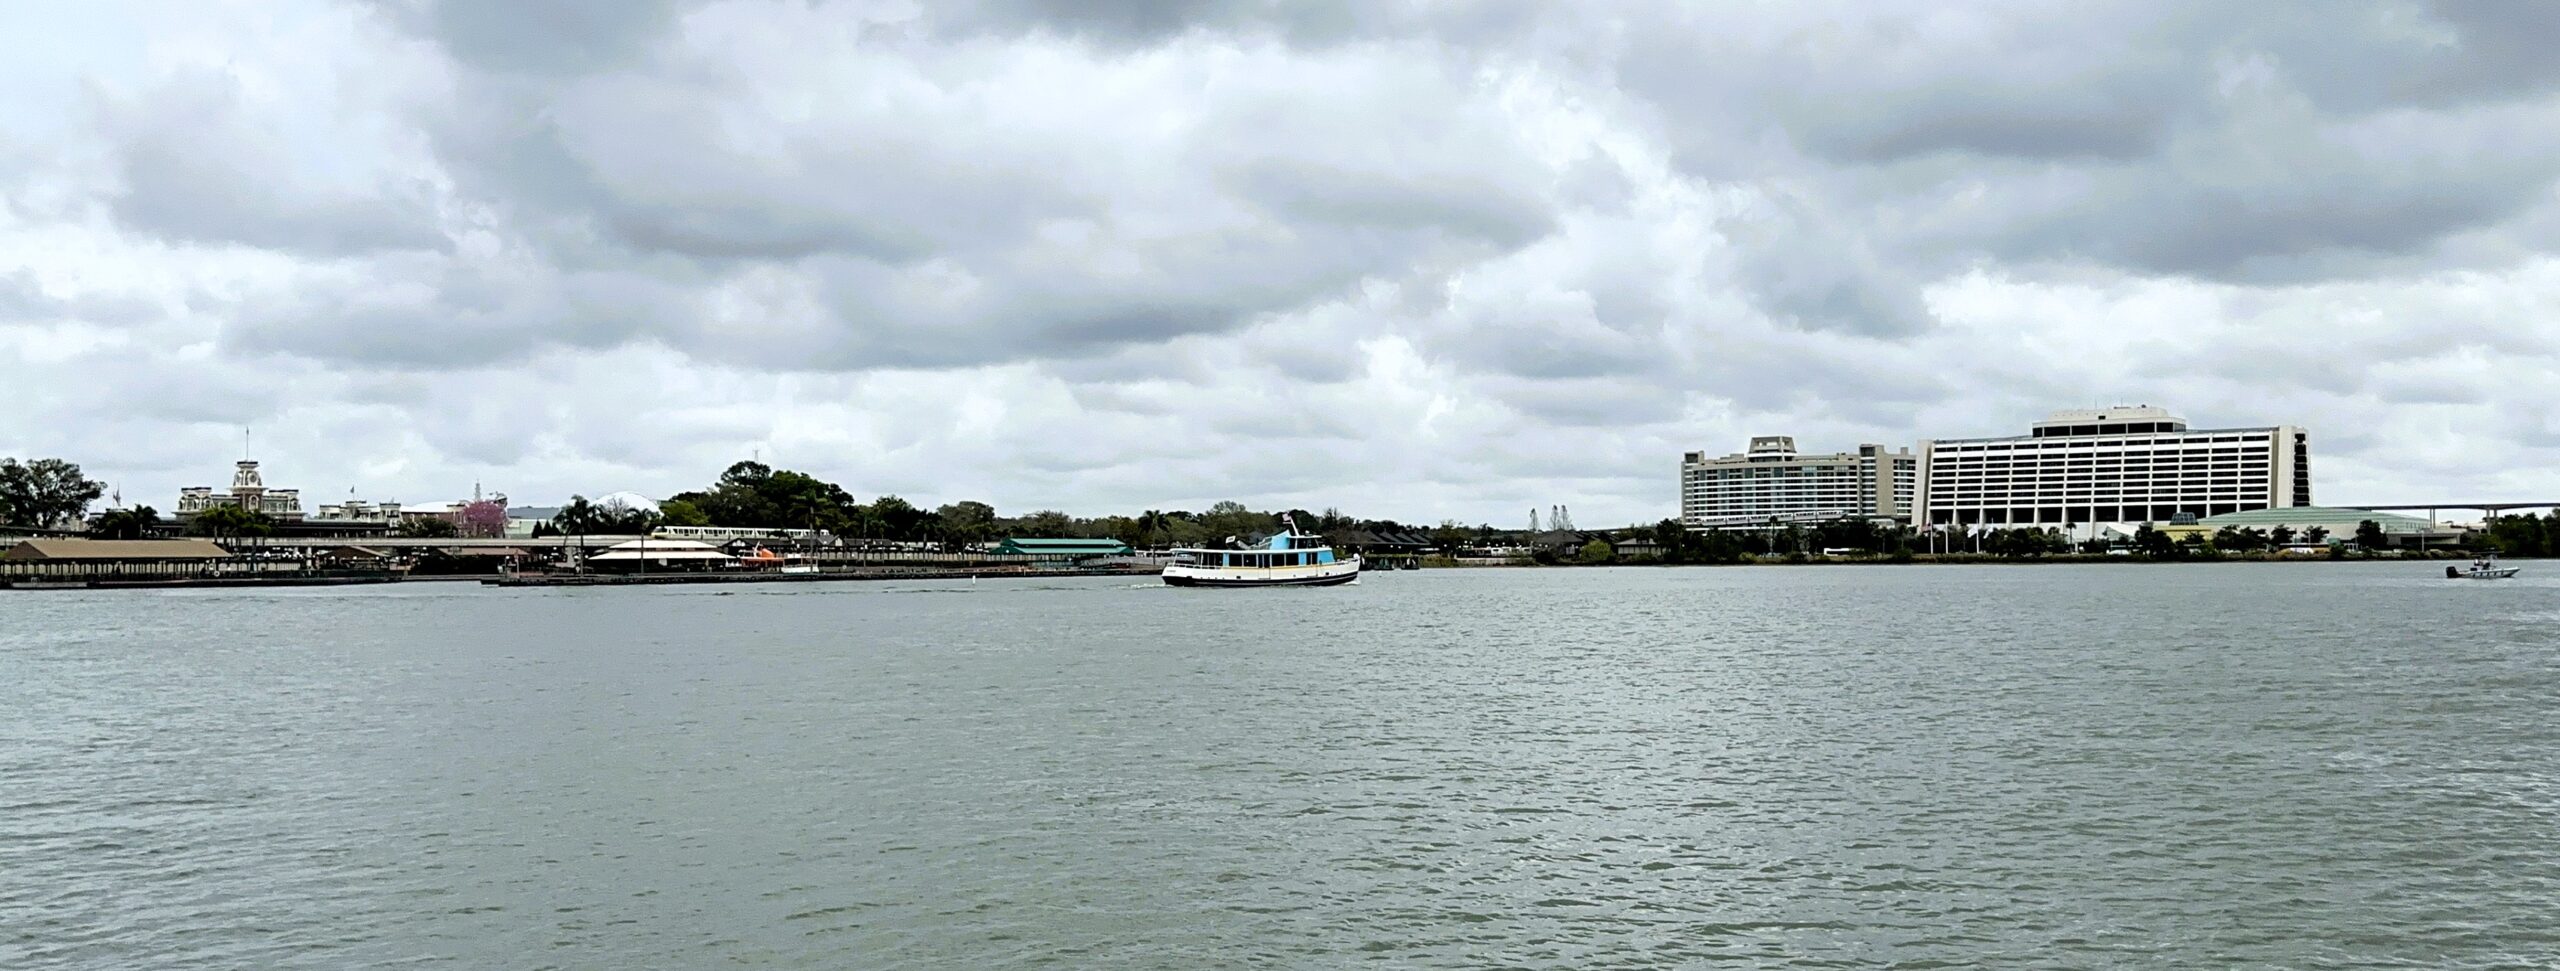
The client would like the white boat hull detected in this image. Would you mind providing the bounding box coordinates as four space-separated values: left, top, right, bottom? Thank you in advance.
1162 557 1362 587
2452 567 2520 579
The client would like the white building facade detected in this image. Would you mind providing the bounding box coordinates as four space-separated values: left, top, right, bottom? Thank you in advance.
1915 406 2311 528
311 499 403 524
1681 436 1918 528
176 461 303 521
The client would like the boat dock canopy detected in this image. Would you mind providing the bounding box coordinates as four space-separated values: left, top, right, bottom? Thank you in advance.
989 537 1134 557
1 538 233 561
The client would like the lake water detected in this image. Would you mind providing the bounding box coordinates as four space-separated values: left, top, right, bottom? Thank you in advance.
6 563 2560 968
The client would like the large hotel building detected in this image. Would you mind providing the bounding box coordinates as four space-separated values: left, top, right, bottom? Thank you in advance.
1915 406 2310 527
1682 406 2312 531
1680 436 1917 527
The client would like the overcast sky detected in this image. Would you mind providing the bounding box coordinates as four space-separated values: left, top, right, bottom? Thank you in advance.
6 1 2559 525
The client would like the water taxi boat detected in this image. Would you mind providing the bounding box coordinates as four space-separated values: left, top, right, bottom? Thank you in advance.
1163 521 1359 588
2448 558 2520 579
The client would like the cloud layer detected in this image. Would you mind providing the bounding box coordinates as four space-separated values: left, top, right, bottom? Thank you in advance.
7 0 2560 523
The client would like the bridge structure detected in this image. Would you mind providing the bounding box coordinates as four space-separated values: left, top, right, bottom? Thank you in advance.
223 535 646 551
2337 503 2560 527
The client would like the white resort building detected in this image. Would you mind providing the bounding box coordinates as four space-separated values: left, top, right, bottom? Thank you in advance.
311 498 404 525
1680 436 1918 529
1915 406 2311 529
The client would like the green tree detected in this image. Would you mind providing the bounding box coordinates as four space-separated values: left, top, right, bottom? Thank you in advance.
397 516 460 538
1578 538 1615 564
1091 514 1145 546
2134 523 2175 558
1427 519 1470 555
0 457 106 529
2270 525 2296 546
1136 509 1175 549
937 501 997 547
1811 517 1883 553
1199 500 1272 544
2355 519 2389 552
553 496 602 536
657 498 711 527
1017 510 1074 537
1162 513 1212 547
1649 518 1692 564
868 495 925 539
89 505 161 540
2483 514 2551 557
2214 526 2270 553
187 505 274 538
594 499 660 535
2302 525 2329 546
665 460 857 532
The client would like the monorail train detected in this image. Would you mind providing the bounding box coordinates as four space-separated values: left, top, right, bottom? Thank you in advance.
648 525 830 545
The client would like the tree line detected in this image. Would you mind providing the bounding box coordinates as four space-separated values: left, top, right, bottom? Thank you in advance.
540 460 1466 548
1583 515 2413 565
2477 512 2560 556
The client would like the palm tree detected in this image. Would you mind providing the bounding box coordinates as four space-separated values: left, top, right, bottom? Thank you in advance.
89 505 160 540
1138 509 1168 550
552 496 600 537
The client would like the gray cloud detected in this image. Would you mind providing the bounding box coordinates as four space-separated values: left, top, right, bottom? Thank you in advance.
93 69 446 255
9 0 2560 525
370 0 686 75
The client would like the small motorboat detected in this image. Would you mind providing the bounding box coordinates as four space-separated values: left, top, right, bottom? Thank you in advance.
2448 558 2521 579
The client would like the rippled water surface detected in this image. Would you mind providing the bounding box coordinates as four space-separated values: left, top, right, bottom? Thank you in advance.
7 564 2560 968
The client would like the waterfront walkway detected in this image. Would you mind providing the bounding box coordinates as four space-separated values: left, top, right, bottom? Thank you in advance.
485 565 1158 587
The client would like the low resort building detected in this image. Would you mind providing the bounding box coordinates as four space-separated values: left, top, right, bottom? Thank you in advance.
2161 506 2461 550
1613 536 1666 559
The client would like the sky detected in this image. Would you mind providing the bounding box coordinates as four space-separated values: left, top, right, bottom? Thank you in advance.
5 0 2560 526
